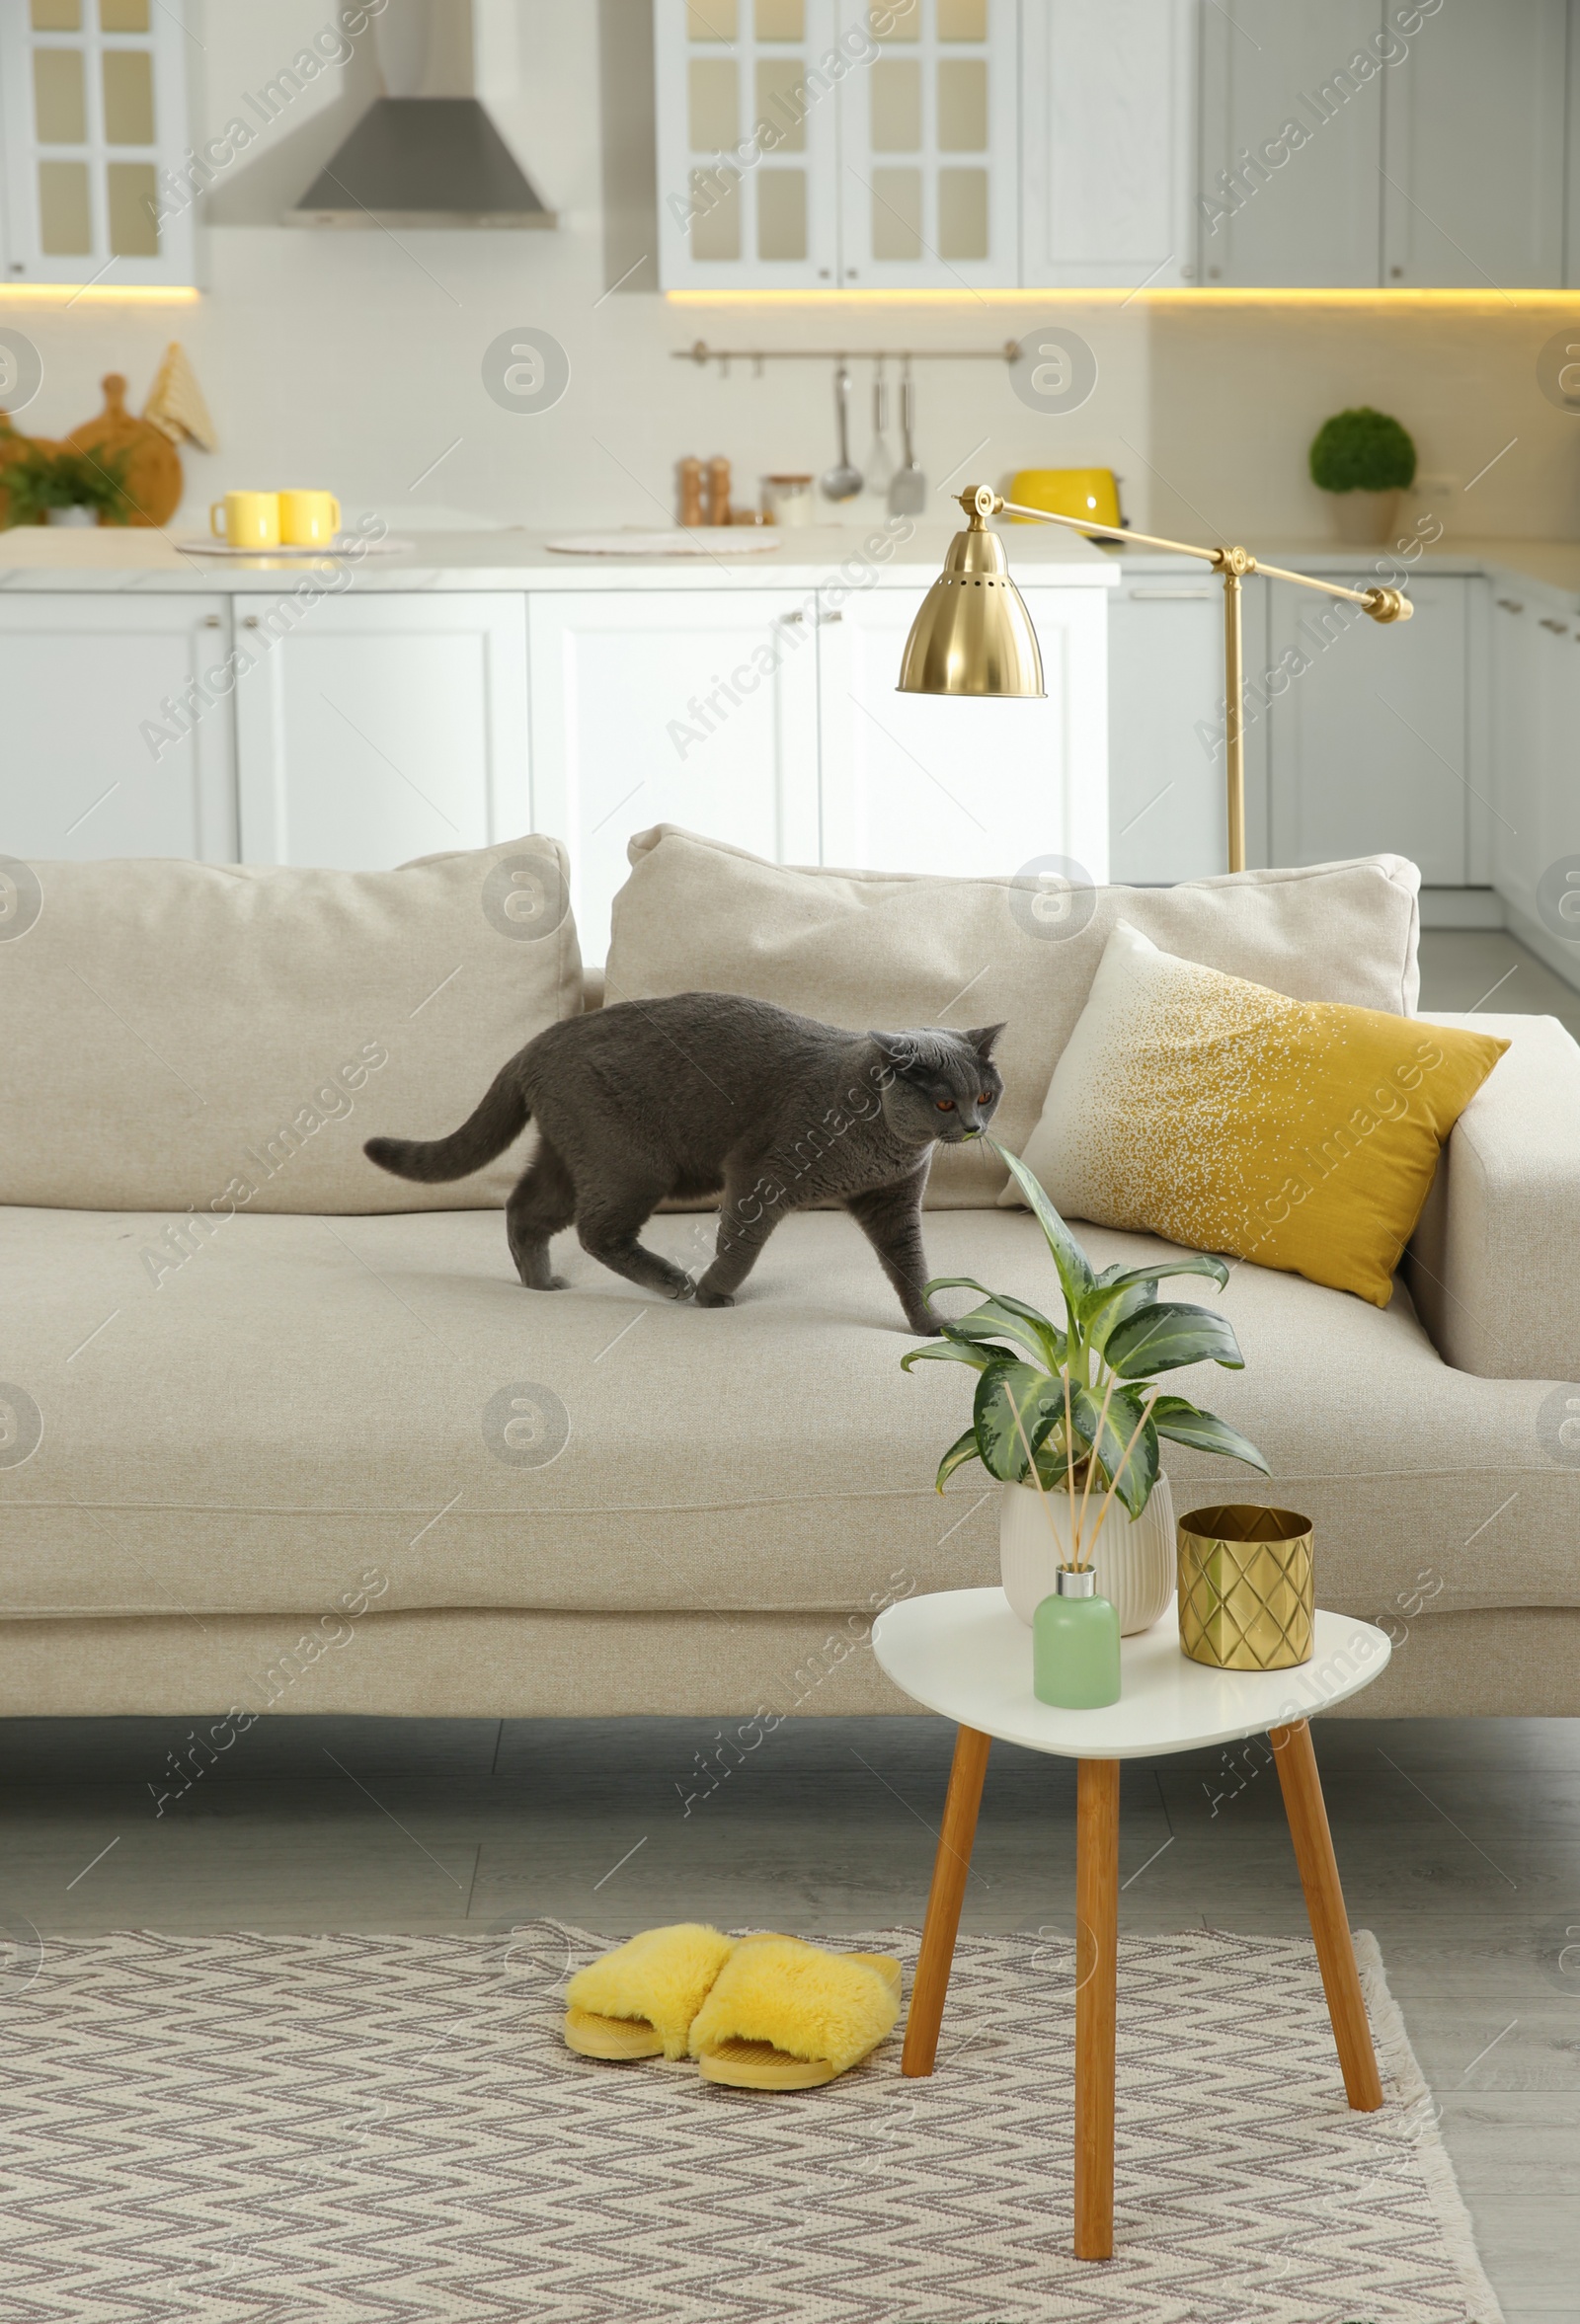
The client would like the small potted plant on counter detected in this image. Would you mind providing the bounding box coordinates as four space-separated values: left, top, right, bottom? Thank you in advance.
903 1141 1268 1704
1 440 132 528
1308 406 1416 546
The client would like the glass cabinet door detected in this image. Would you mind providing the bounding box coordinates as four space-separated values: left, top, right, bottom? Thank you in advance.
0 0 195 285
654 0 842 289
834 0 1018 288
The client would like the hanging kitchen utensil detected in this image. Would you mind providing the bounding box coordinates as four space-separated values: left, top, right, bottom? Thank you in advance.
821 363 862 503
889 359 926 516
864 356 896 499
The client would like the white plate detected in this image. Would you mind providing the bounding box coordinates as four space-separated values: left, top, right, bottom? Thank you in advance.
545 529 782 556
173 535 416 557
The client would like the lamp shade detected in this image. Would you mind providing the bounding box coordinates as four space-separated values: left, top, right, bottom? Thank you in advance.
897 511 1045 697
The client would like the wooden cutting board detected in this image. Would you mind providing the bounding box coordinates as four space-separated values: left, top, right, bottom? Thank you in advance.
64 372 182 527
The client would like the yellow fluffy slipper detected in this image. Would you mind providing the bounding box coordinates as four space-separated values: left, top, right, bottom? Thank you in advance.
564 1923 741 2061
687 1937 903 2090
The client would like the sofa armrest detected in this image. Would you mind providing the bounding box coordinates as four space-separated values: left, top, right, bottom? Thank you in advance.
1406 1012 1580 1379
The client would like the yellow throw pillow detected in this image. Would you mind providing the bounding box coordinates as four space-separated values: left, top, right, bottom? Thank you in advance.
1006 920 1507 1306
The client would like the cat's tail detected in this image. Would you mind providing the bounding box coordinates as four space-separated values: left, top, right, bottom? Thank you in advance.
363 1062 528 1184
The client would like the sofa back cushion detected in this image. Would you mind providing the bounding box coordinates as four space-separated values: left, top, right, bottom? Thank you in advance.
0 838 581 1212
603 826 1422 1206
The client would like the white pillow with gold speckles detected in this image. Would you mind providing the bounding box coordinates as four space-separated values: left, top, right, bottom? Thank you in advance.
1001 917 1508 1308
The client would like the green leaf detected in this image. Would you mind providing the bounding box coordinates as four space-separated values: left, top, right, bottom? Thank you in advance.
1150 1395 1270 1474
1069 1381 1159 1520
934 1426 983 1493
973 1359 1064 1484
955 1297 1066 1369
1094 1252 1230 1296
938 1319 1026 1356
1079 1251 1229 1334
900 1338 997 1376
1104 1301 1245 1379
1084 1278 1156 1356
987 1136 1095 1319
920 1277 1066 1367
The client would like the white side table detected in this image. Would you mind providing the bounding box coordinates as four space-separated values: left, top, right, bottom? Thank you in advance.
872 1588 1392 2263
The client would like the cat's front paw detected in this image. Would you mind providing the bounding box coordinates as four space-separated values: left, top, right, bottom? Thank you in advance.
693 1281 735 1308
905 1313 943 1337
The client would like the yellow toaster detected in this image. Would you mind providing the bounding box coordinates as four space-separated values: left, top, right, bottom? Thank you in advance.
1007 467 1122 529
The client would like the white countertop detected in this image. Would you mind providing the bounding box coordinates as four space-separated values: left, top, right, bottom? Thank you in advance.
1101 534 1580 603
4 521 1578 603
0 520 1119 594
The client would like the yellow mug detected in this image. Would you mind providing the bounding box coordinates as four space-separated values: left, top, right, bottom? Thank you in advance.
209 491 279 548
279 489 342 548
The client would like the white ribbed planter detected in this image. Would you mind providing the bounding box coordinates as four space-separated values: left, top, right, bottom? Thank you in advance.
999 1473 1176 1635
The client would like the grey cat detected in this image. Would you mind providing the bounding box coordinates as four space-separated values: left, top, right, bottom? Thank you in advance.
363 992 1004 1333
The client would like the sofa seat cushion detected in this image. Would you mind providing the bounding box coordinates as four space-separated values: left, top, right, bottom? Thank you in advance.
0 1203 1569 1628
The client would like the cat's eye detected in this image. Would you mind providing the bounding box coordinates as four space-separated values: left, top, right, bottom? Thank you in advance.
936 1098 956 1111
978 1092 991 1103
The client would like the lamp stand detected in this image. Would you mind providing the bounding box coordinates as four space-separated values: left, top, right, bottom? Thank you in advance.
918 489 1413 879
1221 558 1246 875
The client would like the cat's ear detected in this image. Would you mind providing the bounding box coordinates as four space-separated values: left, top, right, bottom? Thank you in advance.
867 1030 915 1066
964 1023 1006 1061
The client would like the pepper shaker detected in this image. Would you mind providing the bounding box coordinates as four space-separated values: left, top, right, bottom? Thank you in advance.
706 455 732 526
677 456 703 528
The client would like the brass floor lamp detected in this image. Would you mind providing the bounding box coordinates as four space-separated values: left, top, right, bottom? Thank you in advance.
898 486 1412 875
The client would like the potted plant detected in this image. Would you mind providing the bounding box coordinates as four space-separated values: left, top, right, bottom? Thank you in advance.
903 1141 1269 1640
1307 406 1416 546
1 440 132 529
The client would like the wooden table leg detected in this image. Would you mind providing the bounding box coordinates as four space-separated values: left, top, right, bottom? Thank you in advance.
1074 1756 1120 2262
902 1723 990 2077
1270 1719 1383 2113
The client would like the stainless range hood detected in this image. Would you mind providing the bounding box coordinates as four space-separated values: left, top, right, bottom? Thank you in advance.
288 0 554 231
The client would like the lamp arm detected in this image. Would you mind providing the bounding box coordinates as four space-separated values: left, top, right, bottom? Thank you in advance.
986 493 1413 625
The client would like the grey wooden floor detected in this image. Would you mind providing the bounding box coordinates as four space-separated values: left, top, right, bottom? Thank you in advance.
5 932 1578 2320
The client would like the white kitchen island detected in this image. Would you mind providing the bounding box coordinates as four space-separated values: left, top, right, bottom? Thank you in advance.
0 522 1115 963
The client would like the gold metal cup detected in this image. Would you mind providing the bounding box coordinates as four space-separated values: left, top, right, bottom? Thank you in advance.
1177 1505 1314 1670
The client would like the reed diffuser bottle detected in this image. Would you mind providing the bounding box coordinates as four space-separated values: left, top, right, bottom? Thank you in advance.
1034 1562 1121 1709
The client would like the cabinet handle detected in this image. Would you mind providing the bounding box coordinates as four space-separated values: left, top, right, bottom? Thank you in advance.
244 615 260 628
1128 587 1215 600
820 611 843 625
780 610 804 624
1540 616 1568 633
201 614 221 628
1494 598 1524 613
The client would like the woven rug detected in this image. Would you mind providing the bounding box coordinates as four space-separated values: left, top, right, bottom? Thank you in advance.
1 1922 1502 2324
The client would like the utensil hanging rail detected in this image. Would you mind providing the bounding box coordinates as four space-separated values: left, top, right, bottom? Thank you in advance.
673 339 1020 371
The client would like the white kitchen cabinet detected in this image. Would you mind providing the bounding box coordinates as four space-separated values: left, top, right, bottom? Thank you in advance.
1197 0 1384 287
653 0 1017 290
1382 0 1566 286
653 0 841 288
1021 0 1197 288
1490 583 1579 929
819 582 1109 885
528 588 821 962
0 594 234 860
1266 575 1485 887
232 594 529 870
0 0 197 287
1490 589 1542 923
834 0 1018 288
1108 575 1270 882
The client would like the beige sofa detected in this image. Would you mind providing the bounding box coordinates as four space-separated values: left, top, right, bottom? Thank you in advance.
2 827 1577 1726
